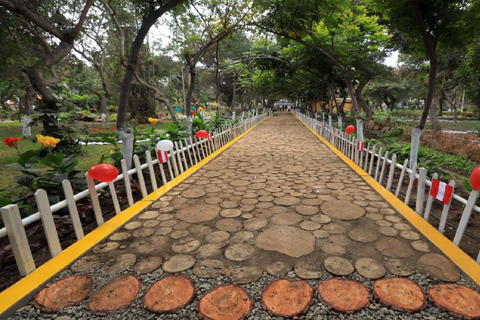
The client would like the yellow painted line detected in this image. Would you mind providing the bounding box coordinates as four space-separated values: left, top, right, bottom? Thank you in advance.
295 114 480 286
0 116 270 316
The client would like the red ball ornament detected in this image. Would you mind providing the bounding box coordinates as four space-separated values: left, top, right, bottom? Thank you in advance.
88 164 119 183
470 166 480 190
345 125 355 134
195 130 208 139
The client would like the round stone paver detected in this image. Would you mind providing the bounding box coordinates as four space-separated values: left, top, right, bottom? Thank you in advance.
373 278 427 312
321 242 347 255
324 257 354 276
378 226 399 237
93 242 119 253
295 205 319 216
193 260 225 278
323 223 347 234
400 230 420 240
256 225 315 258
318 279 370 312
144 275 195 313
170 230 189 239
88 275 141 313
274 196 301 206
294 261 322 279
428 284 480 318
132 228 155 238
71 255 101 272
312 230 329 239
266 261 291 276
310 215 332 224
230 265 263 284
138 211 159 220
198 285 252 320
197 244 223 258
299 221 321 231
109 232 131 241
220 209 242 218
104 253 137 275
375 238 414 258
321 200 366 220
348 228 378 243
416 253 460 282
181 188 206 199
172 238 201 253
411 240 431 252
243 217 268 231
206 231 230 243
384 258 416 276
176 204 220 223
225 243 255 261
262 279 313 317
163 255 196 273
34 275 93 312
134 256 162 274
270 212 303 225
355 258 386 279
216 219 243 232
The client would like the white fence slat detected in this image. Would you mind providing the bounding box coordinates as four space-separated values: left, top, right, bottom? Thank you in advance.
374 148 383 181
174 141 184 173
62 180 84 239
424 173 438 221
145 151 158 191
86 172 105 225
415 168 427 216
368 145 376 176
169 148 179 177
379 151 389 185
35 189 62 257
108 181 121 214
404 164 417 205
166 149 175 179
178 140 189 170
453 190 479 246
1 204 36 276
121 160 134 206
395 159 409 197
363 143 370 171
438 180 455 233
183 138 195 165
155 149 168 186
133 155 148 198
386 154 396 191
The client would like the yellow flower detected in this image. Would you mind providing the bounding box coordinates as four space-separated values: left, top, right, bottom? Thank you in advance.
110 150 114 155
36 134 60 148
198 107 205 112
212 102 219 108
148 117 159 125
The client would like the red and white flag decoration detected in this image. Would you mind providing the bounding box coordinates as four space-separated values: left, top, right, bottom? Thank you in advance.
430 179 453 205
334 128 338 136
157 150 169 164
321 122 325 129
356 140 364 152
208 132 213 141
230 125 234 132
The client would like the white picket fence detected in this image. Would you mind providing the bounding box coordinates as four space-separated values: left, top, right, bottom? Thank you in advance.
296 111 480 263
0 112 269 276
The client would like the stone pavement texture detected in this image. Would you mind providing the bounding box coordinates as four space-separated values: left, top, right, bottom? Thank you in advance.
9 114 480 319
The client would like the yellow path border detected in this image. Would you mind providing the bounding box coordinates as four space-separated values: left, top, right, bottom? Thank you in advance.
0 116 270 317
295 113 480 287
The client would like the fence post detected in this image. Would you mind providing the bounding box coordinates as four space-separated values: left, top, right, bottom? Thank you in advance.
453 190 479 246
133 155 148 198
86 172 105 225
1 204 36 276
395 159 409 198
415 168 427 216
174 141 184 173
386 154 397 191
437 180 455 233
145 151 158 191
378 151 389 185
62 180 85 239
374 147 383 181
404 163 417 206
368 145 376 176
121 160 134 206
35 189 62 257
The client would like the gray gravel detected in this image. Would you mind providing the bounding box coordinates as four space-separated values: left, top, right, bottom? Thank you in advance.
8 263 479 320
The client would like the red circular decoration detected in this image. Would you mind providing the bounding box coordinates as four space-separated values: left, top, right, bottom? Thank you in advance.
345 125 355 134
195 130 208 139
88 164 119 183
470 166 480 190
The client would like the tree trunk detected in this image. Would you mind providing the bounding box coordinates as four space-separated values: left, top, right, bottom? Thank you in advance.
429 93 441 131
346 79 361 119
355 79 373 119
185 61 196 138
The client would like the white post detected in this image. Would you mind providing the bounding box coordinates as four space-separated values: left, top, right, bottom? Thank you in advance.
415 168 427 216
146 151 158 191
410 128 422 170
174 141 184 173
374 148 383 181
424 173 438 221
1 204 36 275
453 190 479 246
404 163 417 205
183 138 194 165
328 114 332 127
395 159 409 198
86 172 105 225
386 154 397 191
338 115 342 130
379 151 389 185
108 181 121 214
155 149 168 186
368 145 376 176
35 189 62 257
120 160 134 206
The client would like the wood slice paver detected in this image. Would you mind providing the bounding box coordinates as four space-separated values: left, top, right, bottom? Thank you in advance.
88 275 140 313
134 256 162 273
324 257 354 276
321 200 366 220
373 278 426 312
266 261 291 276
416 253 460 282
224 243 255 261
176 204 220 223
144 275 195 313
34 275 93 312
193 260 225 278
256 225 315 258
294 261 322 279
163 255 196 273
198 285 252 320
428 284 480 318
354 258 386 279
318 279 370 312
262 279 313 317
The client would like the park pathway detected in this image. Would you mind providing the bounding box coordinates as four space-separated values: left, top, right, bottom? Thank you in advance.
8 113 480 319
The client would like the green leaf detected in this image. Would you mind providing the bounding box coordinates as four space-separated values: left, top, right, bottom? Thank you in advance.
18 150 37 167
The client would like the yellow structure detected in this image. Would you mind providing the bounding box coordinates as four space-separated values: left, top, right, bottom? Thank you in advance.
310 98 353 113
